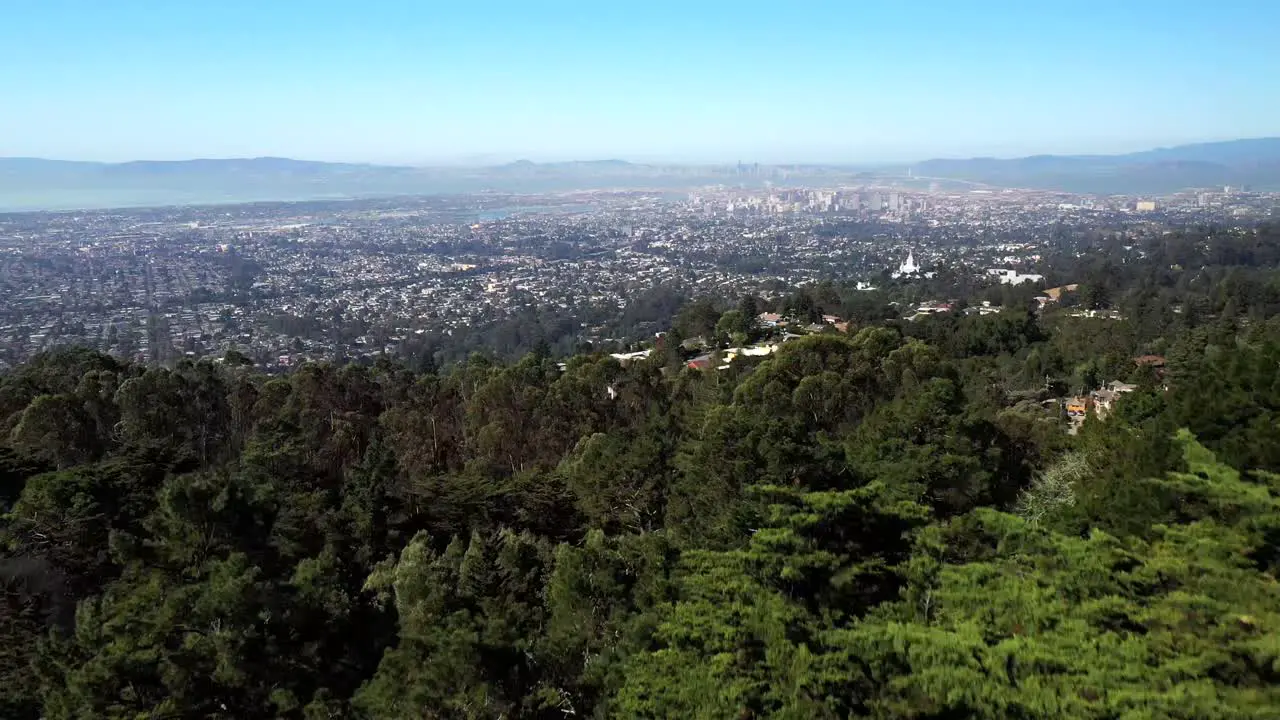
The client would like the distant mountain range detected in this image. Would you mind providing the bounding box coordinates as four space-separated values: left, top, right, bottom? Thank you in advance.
910 138 1280 194
0 156 740 212
3 138 1279 211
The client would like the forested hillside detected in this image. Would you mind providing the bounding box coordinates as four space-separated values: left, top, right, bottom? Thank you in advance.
4 226 1280 718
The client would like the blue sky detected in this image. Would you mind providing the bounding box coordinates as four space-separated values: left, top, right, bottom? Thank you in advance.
2 0 1278 164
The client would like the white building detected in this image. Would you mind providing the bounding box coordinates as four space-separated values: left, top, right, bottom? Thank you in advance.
892 251 921 279
986 268 1044 285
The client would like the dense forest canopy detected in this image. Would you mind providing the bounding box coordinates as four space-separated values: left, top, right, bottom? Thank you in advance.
3 224 1280 718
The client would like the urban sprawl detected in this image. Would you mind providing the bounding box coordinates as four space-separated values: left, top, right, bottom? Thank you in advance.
0 181 1273 373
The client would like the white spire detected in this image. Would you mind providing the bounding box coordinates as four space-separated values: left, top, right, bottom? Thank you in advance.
893 250 920 279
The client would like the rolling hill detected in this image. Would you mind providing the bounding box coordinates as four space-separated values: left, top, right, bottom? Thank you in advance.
0 157 736 212
910 138 1280 194
4 138 1280 211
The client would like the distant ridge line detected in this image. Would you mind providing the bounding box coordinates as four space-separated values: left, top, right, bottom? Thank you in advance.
3 137 1280 211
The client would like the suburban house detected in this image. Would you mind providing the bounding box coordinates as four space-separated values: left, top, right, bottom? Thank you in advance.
724 344 778 362
686 353 714 370
1044 284 1080 301
1134 354 1166 370
1065 397 1089 416
987 268 1045 285
1091 380 1138 417
757 312 784 327
609 349 651 365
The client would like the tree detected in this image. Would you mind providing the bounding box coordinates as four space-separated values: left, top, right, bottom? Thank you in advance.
613 481 930 717
355 530 552 719
845 377 1022 516
4 249 1280 719
673 298 721 341
714 309 752 345
538 530 677 717
560 429 669 534
1014 451 1088 525
845 435 1280 718
8 394 96 469
1083 282 1111 310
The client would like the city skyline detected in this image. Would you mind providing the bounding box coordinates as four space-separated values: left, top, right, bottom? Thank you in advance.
1 178 1269 367
3 0 1279 164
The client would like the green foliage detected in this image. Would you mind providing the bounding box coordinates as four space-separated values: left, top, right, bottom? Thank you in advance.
9 394 98 469
561 428 670 533
612 481 929 717
715 308 754 344
355 529 553 718
674 297 723 341
538 530 677 714
1014 451 1088 524
836 433 1280 719
3 240 1280 719
845 376 1019 515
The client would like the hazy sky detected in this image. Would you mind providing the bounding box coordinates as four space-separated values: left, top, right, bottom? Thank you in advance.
3 0 1278 164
